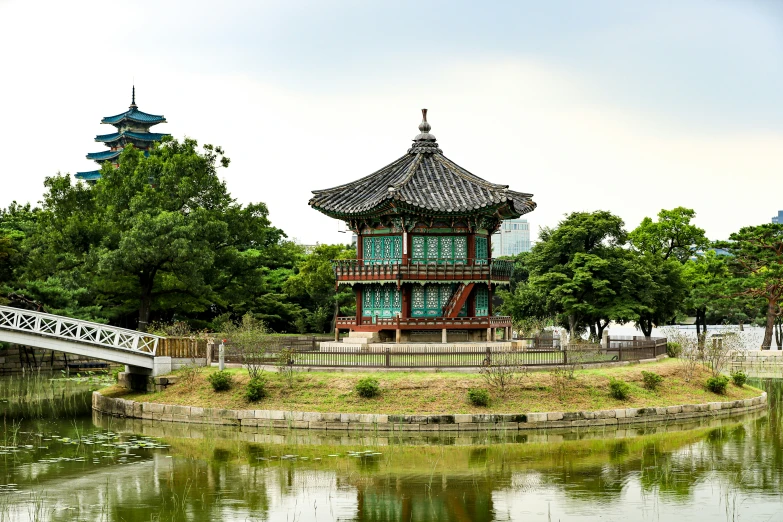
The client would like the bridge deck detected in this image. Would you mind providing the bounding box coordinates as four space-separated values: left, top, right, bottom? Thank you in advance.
0 306 161 369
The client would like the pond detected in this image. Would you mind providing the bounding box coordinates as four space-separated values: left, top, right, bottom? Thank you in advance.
0 374 782 521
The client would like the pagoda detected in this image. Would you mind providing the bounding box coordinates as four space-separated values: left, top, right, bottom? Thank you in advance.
76 87 169 182
310 109 536 343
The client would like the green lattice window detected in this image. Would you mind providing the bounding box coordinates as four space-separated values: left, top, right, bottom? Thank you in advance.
411 235 468 264
475 285 489 317
363 236 402 265
362 284 401 318
411 284 468 317
475 236 488 265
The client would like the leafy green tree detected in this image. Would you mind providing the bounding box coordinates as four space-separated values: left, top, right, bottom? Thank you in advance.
283 243 355 333
717 224 783 349
524 211 627 338
681 251 727 338
625 253 687 337
91 139 289 331
629 207 708 263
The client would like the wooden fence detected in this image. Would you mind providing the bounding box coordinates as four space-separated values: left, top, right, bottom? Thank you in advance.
156 337 208 358
213 336 667 369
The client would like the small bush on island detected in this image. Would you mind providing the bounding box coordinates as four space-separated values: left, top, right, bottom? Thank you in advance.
666 342 682 358
355 377 380 398
731 371 748 388
641 371 663 391
207 371 233 392
706 375 730 395
276 347 299 389
609 378 630 400
468 388 490 407
480 353 527 399
245 376 267 402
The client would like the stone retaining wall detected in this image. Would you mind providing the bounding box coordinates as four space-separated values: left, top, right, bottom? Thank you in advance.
93 390 767 432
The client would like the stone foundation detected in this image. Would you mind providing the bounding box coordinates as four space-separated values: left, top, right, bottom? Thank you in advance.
93 390 767 432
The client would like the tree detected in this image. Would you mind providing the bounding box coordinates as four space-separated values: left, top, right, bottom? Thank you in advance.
91 139 290 331
626 253 687 337
717 224 783 350
629 207 708 263
283 243 355 333
681 251 728 339
524 211 627 338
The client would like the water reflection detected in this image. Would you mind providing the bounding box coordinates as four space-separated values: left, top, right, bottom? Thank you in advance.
0 379 782 521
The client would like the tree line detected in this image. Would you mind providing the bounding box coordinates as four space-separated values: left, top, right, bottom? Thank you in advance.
499 208 783 349
2 139 780 345
0 138 354 334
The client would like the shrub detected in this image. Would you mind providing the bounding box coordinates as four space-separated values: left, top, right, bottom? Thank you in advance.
479 353 527 398
245 376 267 402
706 375 730 395
276 347 299 389
666 342 682 358
609 378 630 400
468 388 490 407
641 371 663 391
731 371 747 388
207 371 233 392
355 377 380 398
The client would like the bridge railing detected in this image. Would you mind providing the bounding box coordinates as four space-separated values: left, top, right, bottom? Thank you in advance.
0 305 161 356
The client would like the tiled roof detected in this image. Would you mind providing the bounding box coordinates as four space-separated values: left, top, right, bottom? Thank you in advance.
75 170 102 181
309 110 536 219
95 131 169 143
101 107 166 125
86 150 122 161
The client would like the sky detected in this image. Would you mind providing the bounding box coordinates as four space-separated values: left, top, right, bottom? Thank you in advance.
0 0 781 245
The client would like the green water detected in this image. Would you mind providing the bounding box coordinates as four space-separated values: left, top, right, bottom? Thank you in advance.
0 376 782 521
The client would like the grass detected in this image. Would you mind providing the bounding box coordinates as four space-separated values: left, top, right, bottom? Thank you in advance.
102 359 762 415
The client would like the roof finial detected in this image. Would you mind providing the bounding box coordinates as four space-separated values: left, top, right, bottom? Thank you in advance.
409 108 441 154
130 85 137 109
418 108 431 133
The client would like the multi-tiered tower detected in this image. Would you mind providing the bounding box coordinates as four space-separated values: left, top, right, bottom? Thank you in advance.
76 87 169 182
310 110 536 343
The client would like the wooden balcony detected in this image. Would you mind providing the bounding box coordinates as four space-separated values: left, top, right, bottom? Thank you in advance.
332 258 514 284
335 315 512 331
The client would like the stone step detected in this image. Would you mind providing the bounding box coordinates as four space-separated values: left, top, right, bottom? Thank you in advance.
347 331 380 340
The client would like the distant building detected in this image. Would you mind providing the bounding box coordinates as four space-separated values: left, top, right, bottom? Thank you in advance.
773 211 782 224
492 218 531 257
76 87 169 183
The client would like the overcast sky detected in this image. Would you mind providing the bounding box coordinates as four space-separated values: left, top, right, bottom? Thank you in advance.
1 0 781 245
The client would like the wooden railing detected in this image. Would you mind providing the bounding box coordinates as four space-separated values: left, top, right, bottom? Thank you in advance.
335 315 512 328
224 337 667 368
156 337 208 358
606 336 667 361
331 258 514 282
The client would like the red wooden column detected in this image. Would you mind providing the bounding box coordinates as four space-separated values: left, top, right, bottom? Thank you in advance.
355 286 363 326
356 232 364 260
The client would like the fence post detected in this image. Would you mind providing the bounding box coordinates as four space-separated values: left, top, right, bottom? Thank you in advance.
563 344 568 365
485 346 491 366
219 341 225 371
385 347 390 368
618 342 623 361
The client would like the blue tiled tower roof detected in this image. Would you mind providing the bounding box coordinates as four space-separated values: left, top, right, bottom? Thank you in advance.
77 86 169 183
101 108 167 125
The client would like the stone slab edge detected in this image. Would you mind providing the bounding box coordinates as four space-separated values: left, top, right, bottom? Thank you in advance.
91 391 768 432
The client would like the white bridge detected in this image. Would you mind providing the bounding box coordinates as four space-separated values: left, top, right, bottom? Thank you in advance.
0 305 164 372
